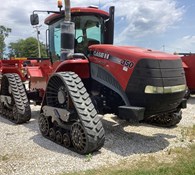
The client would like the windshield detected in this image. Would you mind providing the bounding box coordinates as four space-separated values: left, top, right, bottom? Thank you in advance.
49 15 103 59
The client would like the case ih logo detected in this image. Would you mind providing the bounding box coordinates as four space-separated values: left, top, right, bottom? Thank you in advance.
93 51 110 59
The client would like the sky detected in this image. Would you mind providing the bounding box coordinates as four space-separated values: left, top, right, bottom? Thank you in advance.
1 0 195 54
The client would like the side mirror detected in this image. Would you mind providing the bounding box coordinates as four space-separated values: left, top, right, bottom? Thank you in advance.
30 14 39 25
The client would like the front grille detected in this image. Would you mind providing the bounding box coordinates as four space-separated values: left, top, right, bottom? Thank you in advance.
125 58 186 116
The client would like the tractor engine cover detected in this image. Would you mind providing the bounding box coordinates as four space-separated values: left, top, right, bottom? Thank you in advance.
88 44 186 119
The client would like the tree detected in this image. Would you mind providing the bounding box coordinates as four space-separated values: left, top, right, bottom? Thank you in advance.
0 25 11 59
9 37 47 58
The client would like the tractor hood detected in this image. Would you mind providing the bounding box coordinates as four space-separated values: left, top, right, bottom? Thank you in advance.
88 44 186 117
88 44 184 94
88 44 180 61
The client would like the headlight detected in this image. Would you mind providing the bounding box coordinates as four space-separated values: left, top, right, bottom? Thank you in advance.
145 84 186 94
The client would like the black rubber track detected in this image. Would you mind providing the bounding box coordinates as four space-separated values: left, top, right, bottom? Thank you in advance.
0 73 31 124
43 72 105 154
143 111 182 127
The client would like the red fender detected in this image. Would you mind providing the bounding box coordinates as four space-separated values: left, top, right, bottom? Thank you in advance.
53 59 90 79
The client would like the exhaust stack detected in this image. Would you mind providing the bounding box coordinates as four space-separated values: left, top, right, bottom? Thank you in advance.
64 0 71 21
60 0 75 60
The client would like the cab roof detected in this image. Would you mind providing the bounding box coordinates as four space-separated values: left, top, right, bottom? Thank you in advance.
45 7 109 25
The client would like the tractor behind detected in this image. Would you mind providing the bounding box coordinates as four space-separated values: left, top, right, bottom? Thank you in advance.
179 53 195 96
0 0 187 154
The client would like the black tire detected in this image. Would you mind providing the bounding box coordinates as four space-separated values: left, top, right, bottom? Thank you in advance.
0 73 31 124
43 72 105 154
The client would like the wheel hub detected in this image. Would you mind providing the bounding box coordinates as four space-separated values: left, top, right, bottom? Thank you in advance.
56 130 63 144
71 122 87 153
72 130 81 144
63 133 71 148
49 128 56 141
39 115 50 136
58 87 67 104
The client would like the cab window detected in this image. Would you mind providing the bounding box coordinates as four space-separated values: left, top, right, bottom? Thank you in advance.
49 15 103 58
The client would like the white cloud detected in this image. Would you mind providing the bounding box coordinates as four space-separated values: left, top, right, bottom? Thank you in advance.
1 0 103 45
168 35 195 53
1 0 60 43
101 0 184 44
1 0 184 49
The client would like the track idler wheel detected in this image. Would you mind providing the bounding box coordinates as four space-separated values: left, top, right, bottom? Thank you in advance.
39 114 50 136
71 122 88 154
56 130 63 144
49 128 56 141
63 133 71 148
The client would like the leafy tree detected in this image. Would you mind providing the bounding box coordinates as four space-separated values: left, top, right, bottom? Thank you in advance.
9 37 47 58
0 25 11 59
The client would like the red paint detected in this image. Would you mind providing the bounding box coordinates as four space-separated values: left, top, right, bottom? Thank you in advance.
53 59 90 78
27 67 44 77
0 60 27 81
0 57 90 95
45 7 109 25
89 45 181 90
181 54 195 91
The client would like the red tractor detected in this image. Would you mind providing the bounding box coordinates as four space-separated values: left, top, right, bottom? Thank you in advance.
179 53 195 96
0 0 187 154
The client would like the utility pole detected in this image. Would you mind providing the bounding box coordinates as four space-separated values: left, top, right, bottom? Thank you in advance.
162 44 165 52
33 25 42 57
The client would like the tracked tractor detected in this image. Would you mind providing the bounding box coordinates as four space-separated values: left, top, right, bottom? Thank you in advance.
0 0 187 154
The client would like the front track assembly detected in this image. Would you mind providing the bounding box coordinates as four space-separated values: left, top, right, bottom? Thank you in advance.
0 73 31 124
143 110 182 127
40 72 105 154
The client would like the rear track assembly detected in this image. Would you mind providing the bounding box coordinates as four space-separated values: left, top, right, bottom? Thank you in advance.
0 73 31 124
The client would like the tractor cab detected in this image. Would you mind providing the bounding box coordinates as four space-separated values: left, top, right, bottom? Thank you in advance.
31 6 114 61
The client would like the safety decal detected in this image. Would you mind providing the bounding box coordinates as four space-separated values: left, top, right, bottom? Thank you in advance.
109 56 134 69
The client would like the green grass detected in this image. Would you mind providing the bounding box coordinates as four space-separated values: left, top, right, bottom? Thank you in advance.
61 126 195 175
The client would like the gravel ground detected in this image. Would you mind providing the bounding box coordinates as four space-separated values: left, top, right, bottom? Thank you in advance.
0 96 195 175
